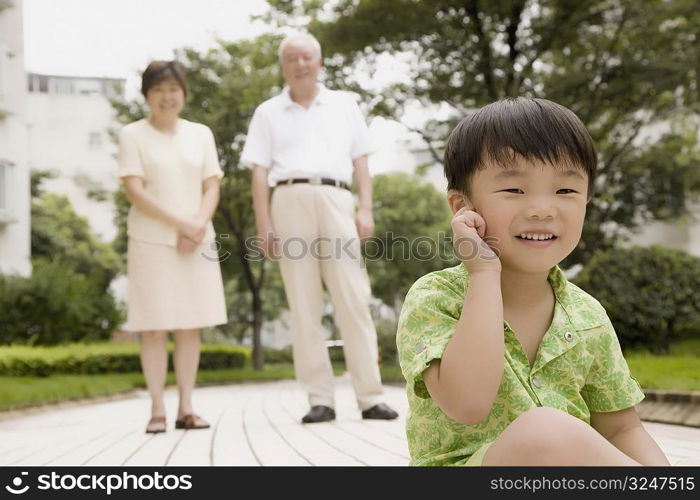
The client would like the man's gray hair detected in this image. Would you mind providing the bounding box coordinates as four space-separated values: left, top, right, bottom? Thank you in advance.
278 32 322 62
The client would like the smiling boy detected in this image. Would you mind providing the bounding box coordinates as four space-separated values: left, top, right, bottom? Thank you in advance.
396 97 670 466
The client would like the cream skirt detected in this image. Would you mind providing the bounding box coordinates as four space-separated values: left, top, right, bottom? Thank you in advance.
126 238 228 332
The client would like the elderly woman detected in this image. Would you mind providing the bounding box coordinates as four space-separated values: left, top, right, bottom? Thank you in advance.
117 60 227 433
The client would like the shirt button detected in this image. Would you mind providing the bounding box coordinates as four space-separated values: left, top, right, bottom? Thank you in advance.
532 377 542 389
416 342 426 354
564 331 574 342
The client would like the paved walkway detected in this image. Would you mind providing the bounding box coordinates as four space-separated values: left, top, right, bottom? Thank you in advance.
1 376 699 466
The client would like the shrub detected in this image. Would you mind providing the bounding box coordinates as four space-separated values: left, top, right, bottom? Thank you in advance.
0 342 250 377
263 346 294 364
260 319 400 367
376 318 399 366
0 261 123 345
574 245 700 353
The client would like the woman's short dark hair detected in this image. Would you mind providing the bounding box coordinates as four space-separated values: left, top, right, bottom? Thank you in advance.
443 97 597 199
141 60 187 98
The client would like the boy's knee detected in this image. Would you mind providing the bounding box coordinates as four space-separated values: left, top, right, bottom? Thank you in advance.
515 406 570 426
510 407 588 454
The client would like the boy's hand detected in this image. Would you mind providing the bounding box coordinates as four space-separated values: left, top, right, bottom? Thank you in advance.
451 206 501 274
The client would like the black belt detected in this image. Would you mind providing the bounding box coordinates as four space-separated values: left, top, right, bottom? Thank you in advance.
276 177 351 191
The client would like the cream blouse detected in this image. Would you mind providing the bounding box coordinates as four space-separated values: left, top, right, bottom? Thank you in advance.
117 118 224 246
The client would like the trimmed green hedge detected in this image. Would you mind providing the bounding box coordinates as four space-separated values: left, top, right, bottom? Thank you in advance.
0 342 250 377
263 322 399 367
574 245 700 353
263 346 345 364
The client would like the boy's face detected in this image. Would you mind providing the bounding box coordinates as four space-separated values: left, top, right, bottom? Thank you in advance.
462 155 589 274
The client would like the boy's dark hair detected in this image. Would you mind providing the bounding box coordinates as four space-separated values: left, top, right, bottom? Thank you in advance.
141 60 187 98
443 97 597 200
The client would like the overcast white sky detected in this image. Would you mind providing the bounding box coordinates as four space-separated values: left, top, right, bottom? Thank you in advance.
23 0 271 98
22 0 419 173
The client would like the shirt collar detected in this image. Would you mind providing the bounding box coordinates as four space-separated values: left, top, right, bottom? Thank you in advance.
281 83 329 109
548 265 605 331
459 263 606 332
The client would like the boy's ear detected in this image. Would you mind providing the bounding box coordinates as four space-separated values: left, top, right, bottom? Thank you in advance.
447 190 473 215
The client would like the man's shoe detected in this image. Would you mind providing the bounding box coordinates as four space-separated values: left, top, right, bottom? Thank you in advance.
301 405 336 424
361 403 399 420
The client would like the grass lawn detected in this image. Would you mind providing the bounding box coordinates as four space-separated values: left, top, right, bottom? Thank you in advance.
0 366 294 412
625 339 700 391
626 355 700 391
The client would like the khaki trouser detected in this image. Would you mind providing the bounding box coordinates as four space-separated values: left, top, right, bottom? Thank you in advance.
271 183 384 410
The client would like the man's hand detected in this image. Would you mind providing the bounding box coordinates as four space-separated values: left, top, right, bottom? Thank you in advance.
176 233 199 254
355 208 375 242
257 223 280 260
451 206 501 274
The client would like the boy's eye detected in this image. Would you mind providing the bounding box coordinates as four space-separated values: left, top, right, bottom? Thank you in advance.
502 189 523 194
557 189 577 194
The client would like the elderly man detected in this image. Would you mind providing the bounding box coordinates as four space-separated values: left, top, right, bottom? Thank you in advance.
242 32 398 424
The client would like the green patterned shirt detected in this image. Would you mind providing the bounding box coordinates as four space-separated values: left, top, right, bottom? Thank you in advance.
397 264 645 466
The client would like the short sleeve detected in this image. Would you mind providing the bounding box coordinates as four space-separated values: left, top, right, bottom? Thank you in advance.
581 314 645 412
347 96 372 160
240 107 272 168
396 274 464 399
202 126 224 180
117 126 144 178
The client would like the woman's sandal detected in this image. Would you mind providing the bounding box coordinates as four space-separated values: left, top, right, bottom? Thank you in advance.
145 416 167 434
175 414 210 430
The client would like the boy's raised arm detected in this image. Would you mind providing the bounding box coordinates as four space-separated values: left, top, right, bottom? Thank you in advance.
423 204 505 425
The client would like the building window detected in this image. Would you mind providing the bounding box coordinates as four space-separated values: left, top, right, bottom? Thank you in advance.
102 79 124 99
54 78 75 95
0 44 14 112
27 74 48 93
38 75 48 93
88 131 102 149
0 160 10 210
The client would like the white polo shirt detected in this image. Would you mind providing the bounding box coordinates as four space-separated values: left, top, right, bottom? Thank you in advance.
240 84 372 187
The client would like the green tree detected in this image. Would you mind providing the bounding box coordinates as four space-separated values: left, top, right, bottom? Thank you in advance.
0 171 123 345
32 191 121 294
111 35 287 370
265 0 700 267
366 173 457 312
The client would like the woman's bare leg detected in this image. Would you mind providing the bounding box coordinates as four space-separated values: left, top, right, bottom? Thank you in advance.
482 407 641 466
172 328 201 418
140 330 169 425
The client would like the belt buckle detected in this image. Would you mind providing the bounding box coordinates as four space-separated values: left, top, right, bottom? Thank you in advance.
309 176 322 186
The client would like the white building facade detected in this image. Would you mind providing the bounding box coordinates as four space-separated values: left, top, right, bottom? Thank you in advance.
26 72 124 242
0 0 31 277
